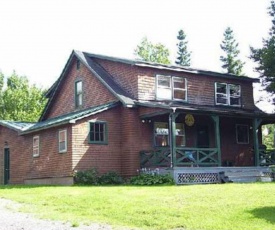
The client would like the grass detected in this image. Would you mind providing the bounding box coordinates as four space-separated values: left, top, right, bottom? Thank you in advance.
0 183 274 229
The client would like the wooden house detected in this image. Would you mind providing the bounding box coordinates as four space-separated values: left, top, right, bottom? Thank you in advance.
0 50 274 185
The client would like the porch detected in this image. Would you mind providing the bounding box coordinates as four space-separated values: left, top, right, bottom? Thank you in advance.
140 147 275 168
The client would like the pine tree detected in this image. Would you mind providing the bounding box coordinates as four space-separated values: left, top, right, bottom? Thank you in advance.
175 29 191 66
250 1 275 96
220 27 245 75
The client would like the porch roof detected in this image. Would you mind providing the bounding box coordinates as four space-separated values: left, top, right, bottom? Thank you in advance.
137 101 275 120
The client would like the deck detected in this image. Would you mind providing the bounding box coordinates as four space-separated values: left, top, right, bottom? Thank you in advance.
157 166 274 184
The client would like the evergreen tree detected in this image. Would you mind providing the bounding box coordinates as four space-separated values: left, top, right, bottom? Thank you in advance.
250 1 275 96
220 27 245 75
134 37 171 64
175 29 191 66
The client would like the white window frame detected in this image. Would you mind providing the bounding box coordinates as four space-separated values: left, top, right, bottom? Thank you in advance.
236 124 249 144
33 136 40 157
156 75 187 101
58 129 67 153
154 122 186 147
215 82 241 106
75 80 83 108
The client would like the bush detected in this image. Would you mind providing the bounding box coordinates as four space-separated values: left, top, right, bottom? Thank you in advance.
74 169 124 185
99 171 124 185
74 168 99 185
130 173 174 185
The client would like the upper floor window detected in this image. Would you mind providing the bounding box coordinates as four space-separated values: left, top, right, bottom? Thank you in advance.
33 136 40 157
75 80 83 108
156 75 187 101
89 121 108 144
58 129 67 153
215 83 241 106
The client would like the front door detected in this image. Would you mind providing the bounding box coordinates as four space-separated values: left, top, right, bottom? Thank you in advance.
4 148 10 185
197 125 209 148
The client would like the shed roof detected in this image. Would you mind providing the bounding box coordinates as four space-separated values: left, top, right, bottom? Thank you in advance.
21 101 120 134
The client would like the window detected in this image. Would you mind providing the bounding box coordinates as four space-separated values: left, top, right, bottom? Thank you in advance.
236 124 249 144
154 122 186 147
154 122 169 146
76 59 80 70
75 80 83 108
215 83 241 106
89 121 108 144
59 129 67 153
33 136 39 157
156 75 187 101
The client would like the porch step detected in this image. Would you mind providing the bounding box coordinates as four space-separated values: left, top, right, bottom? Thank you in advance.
225 168 273 183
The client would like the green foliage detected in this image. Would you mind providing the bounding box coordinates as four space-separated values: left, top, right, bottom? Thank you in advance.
0 71 47 122
98 171 124 185
130 173 174 185
250 1 275 96
220 27 245 75
74 168 124 185
74 168 99 185
134 37 171 64
262 124 275 150
175 29 191 66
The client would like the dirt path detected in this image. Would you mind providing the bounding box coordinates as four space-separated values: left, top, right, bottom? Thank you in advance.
0 198 112 230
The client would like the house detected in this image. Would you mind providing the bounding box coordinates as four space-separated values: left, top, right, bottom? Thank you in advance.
0 50 275 185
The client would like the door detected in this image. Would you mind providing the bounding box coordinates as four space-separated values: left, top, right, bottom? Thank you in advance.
197 125 210 148
4 148 10 185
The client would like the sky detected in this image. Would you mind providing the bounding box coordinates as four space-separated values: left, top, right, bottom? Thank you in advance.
0 0 274 111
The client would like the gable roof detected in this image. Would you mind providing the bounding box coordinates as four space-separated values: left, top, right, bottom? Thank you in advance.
41 50 259 121
22 101 119 135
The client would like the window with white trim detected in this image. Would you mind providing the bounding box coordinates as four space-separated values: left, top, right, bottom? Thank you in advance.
236 124 249 144
59 129 67 153
75 80 83 108
215 83 241 106
156 75 187 101
33 136 40 157
154 122 186 147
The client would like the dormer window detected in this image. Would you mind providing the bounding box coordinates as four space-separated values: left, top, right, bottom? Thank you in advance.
215 82 241 106
75 80 83 108
156 75 187 101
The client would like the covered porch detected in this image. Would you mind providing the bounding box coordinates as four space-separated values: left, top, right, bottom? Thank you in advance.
139 106 275 171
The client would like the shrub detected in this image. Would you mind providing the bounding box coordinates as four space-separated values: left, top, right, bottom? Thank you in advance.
130 173 174 185
99 171 124 185
74 168 99 185
74 169 124 185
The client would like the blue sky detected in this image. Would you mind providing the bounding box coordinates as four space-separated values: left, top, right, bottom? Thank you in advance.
0 0 273 111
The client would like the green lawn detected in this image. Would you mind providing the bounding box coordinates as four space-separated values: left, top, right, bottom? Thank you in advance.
0 184 274 230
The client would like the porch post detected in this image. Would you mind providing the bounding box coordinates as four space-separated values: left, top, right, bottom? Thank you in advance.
169 112 179 168
211 115 221 166
253 118 262 166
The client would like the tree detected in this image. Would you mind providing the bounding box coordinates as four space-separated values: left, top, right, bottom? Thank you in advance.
0 71 47 122
134 37 171 64
250 1 275 96
175 29 191 66
220 27 245 75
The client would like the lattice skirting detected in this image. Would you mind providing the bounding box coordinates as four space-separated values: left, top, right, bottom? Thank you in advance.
175 172 220 184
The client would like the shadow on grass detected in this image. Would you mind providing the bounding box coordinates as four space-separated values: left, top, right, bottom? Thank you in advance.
249 206 275 224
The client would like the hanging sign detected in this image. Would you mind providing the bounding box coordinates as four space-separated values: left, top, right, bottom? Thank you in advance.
185 114 195 126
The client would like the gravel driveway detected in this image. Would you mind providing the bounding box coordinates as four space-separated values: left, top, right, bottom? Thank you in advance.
0 198 113 230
